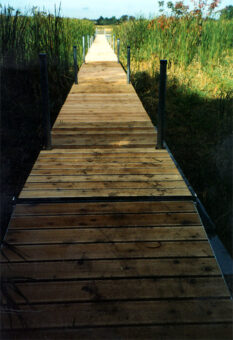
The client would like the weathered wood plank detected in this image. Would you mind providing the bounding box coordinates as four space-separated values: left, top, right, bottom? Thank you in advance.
13 201 196 216
1 300 232 329
41 147 166 153
5 226 206 244
19 188 191 198
70 83 135 93
2 277 229 305
2 324 232 340
51 136 156 147
29 168 182 175
35 157 172 164
23 181 187 190
51 129 156 135
0 241 213 262
9 212 200 229
32 160 175 168
53 122 154 128
1 258 221 281
26 174 183 183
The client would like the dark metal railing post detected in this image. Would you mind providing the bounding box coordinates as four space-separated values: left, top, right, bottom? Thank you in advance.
117 39 120 63
73 45 78 84
82 36 85 63
39 53 51 150
127 45 130 84
157 59 167 149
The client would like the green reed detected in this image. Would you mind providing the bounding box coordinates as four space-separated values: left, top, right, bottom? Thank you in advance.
0 6 95 70
113 16 233 256
0 5 95 241
113 16 233 68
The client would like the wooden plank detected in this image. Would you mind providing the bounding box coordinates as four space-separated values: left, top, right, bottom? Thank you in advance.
34 156 171 164
19 188 191 198
5 226 206 244
54 118 150 121
29 168 182 175
53 122 154 128
35 157 172 164
1 258 221 281
65 92 139 97
31 162 175 169
51 137 156 147
2 323 232 340
26 174 184 183
2 277 229 305
52 142 156 148
23 181 187 190
0 241 213 262
13 201 196 216
41 147 167 153
9 212 200 229
37 154 170 159
52 128 155 134
36 154 171 161
1 300 232 329
60 104 146 110
51 129 156 135
69 83 135 93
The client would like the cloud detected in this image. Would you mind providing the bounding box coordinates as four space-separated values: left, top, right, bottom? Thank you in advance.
82 7 89 11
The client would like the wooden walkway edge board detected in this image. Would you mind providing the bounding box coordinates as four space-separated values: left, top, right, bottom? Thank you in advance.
2 324 232 340
1 34 231 338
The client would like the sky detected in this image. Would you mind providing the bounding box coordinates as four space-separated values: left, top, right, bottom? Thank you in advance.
1 0 232 19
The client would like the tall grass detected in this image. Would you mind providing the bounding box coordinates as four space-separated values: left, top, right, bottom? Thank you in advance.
114 16 233 67
113 16 233 256
0 6 94 70
0 6 95 240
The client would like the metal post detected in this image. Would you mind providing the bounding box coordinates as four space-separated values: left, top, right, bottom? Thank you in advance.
127 46 130 84
73 45 78 84
113 35 115 53
157 59 167 149
82 36 85 64
39 53 51 150
117 39 120 63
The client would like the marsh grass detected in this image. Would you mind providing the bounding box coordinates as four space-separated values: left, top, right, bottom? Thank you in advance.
113 17 233 255
0 6 95 240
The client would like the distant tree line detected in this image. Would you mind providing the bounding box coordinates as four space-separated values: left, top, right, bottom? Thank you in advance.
93 5 232 25
95 15 135 25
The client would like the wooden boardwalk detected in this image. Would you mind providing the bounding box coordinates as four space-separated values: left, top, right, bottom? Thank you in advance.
1 35 232 339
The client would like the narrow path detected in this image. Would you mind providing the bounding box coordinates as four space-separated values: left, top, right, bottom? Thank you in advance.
1 35 232 339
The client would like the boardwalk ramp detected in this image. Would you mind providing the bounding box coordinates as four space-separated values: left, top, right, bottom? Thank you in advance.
1 34 232 339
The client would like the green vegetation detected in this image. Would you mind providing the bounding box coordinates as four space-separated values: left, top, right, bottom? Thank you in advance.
0 6 95 239
220 5 233 20
113 9 233 255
